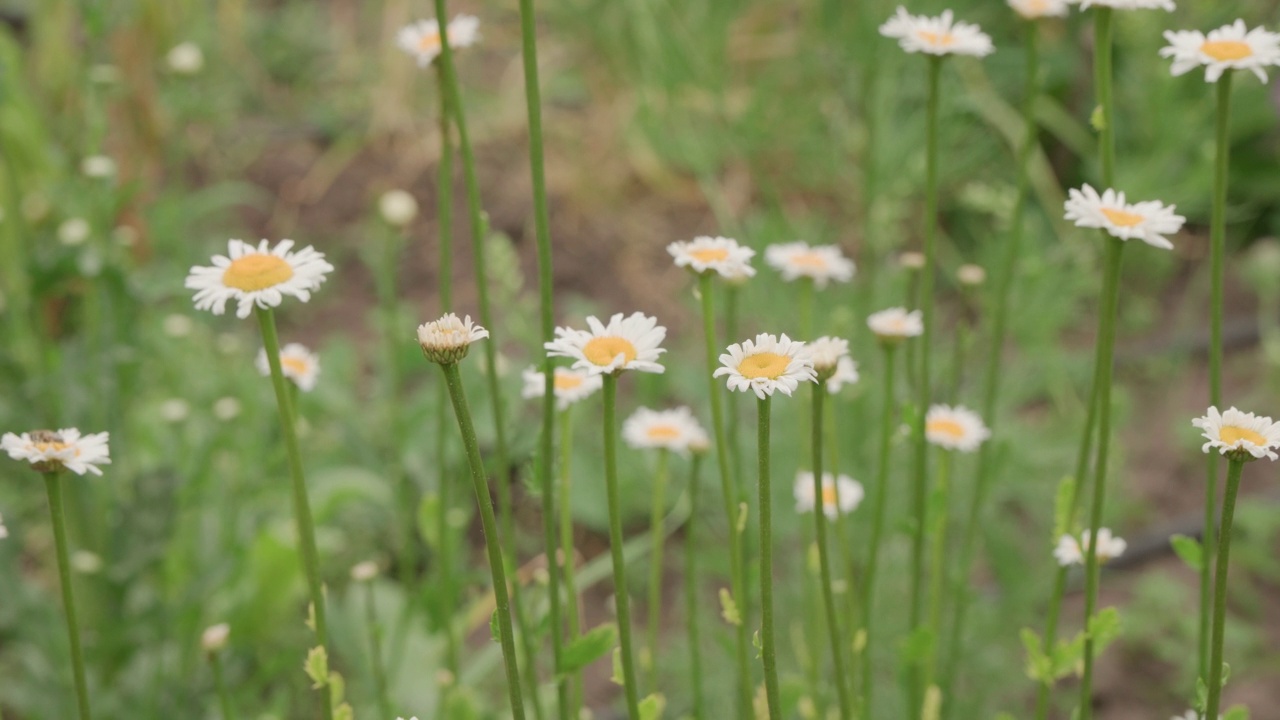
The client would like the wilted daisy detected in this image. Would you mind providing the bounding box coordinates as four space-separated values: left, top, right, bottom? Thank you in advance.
879 7 994 58
803 336 850 382
925 405 991 452
1008 0 1070 19
765 242 855 288
714 333 817 400
521 366 603 409
397 15 481 67
417 313 489 365
379 189 419 226
201 623 230 653
256 343 321 392
166 42 204 74
545 312 667 376
2 429 111 476
1193 406 1280 461
867 307 924 343
622 407 706 455
1074 0 1174 10
667 236 757 280
1161 21 1280 84
1053 528 1127 566
826 356 860 394
185 239 334 319
794 472 865 518
1064 185 1186 250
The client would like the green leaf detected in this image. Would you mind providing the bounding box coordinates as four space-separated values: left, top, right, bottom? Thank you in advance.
1090 105 1106 132
1086 607 1122 659
1020 628 1052 683
611 647 625 686
417 493 441 551
558 624 617 675
334 703 353 720
1195 676 1208 712
490 608 501 643
900 627 934 666
303 646 328 689
719 588 742 626
328 671 346 707
1223 705 1250 720
737 502 749 534
1170 534 1203 572
639 693 666 720
1050 629 1086 680
1052 476 1076 540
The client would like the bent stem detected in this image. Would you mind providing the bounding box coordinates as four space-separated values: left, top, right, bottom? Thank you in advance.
811 387 853 720
861 343 897 716
684 453 707 720
440 362 527 720
210 651 235 720
43 472 93 720
1204 457 1245 720
602 374 642 719
758 395 781 717
645 448 670 691
255 307 333 720
558 408 584 717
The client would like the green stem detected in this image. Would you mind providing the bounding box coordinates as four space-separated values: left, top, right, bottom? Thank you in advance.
559 408 584 718
363 582 393 720
1204 457 1245 720
924 451 952 692
1202 71 1233 684
433 381 460 683
210 652 235 720
645 449 670 691
254 308 333 720
811 387 853 720
861 344 896 718
440 362 527 720
684 454 706 720
43 472 92 720
757 395 781 717
697 273 753 714
433 62 454 313
602 374 642 719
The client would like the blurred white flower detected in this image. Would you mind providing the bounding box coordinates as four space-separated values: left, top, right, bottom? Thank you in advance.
58 218 91 246
765 242 855 288
925 405 991 452
397 15 481 67
351 561 380 582
1063 184 1185 250
521 366 603 409
166 43 205 74
71 550 103 574
81 155 117 179
0 511 8 540
159 399 191 423
163 314 194 338
213 397 242 421
1054 528 1126 566
880 7 994 57
794 472 864 518
1161 21 1280 84
1008 0 1070 19
621 407 707 455
379 190 419 226
256 343 321 392
2 428 111 476
957 264 986 286
668 236 757 280
867 307 924 343
826 356 860 394
201 623 230 652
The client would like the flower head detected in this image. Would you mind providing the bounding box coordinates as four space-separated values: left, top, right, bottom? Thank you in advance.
1074 0 1174 10
899 251 926 270
925 405 991 452
622 407 707 455
351 561 380 582
521 366 604 409
201 623 230 652
256 343 321 392
880 7 994 57
1161 21 1280 84
2 428 111 476
545 312 667 376
1054 528 1127 566
166 43 204 74
765 242 855 288
867 307 924 344
397 15 481 67
417 313 489 365
794 472 865 518
803 336 851 383
668 236 757 280
956 264 986 287
185 239 334 319
1008 0 1070 19
379 190 419 226
826 356 860 394
714 333 817 400
1063 185 1185 250
1193 406 1280 461
81 155 116 179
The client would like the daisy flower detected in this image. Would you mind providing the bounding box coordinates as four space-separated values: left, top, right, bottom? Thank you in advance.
417 313 489 365
826 356 860 394
1074 0 1174 11
521 366 604 409
1053 528 1127 566
879 7 995 58
622 407 707 455
794 472 865 518
1008 0 1070 19
925 405 991 452
765 242 855 288
1063 185 1186 250
256 343 321 392
545 312 667 376
867 307 924 343
667 236 757 280
397 15 481 68
379 190 419 226
714 333 817 400
185 239 334 319
803 336 851 383
166 42 204 75
2 428 111 476
1161 21 1280 84
1193 406 1280 461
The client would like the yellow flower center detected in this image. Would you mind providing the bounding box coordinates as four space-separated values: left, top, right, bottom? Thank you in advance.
689 247 730 263
737 352 790 380
35 441 73 454
1100 207 1145 228
927 418 967 440
1025 0 1047 11
1200 40 1253 62
282 356 311 376
646 425 681 441
418 31 441 53
820 485 839 507
790 252 829 269
554 373 584 391
917 30 955 46
1219 425 1266 447
583 336 637 367
222 254 295 292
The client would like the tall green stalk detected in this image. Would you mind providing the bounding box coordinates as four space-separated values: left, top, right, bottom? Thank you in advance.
757 395 781 717
861 343 896 717
362 581 393 720
810 387 853 720
924 451 952 694
440 361 527 720
684 453 707 720
1202 72 1234 683
601 374 641 719
697 273 753 714
255 308 333 720
209 651 235 720
645 449 670 691
558 408 584 717
1203 457 1245 720
43 472 92 720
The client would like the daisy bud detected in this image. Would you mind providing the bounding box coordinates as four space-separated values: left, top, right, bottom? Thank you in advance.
166 43 205 75
802 336 850 383
201 623 230 653
417 313 489 365
379 190 419 226
898 252 926 270
956 264 986 287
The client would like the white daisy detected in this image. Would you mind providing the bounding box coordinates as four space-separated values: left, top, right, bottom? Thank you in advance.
765 242 856 288
803 336 850 383
201 623 230 652
1008 0 1070 19
544 312 667 376
521 366 604 409
925 405 991 452
256 343 321 392
379 190 419 226
2 428 111 476
714 333 817 400
826 356 860 394
1074 0 1174 11
166 43 204 74
417 313 489 364
867 307 924 343
1193 406 1280 461
1053 528 1127 567
622 407 707 455
397 15 481 68
794 472 865 518
1161 21 1280 84
668 236 757 280
880 7 995 58
185 239 334 319
1063 184 1186 250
